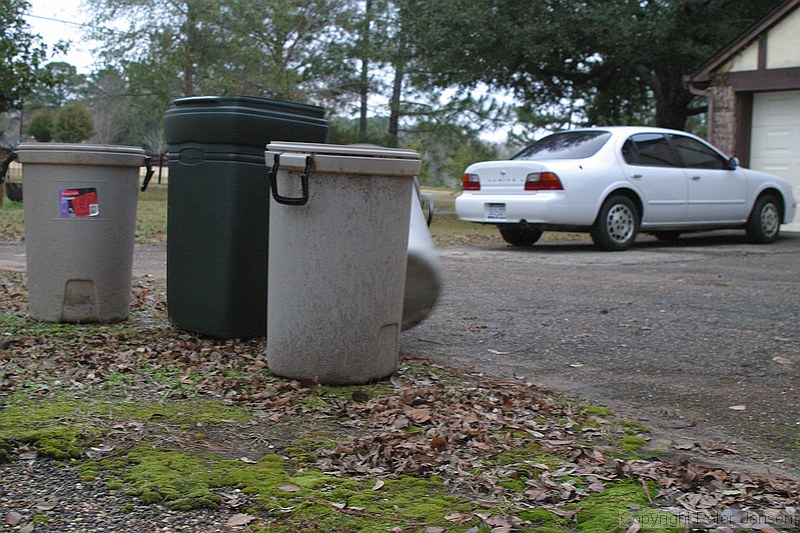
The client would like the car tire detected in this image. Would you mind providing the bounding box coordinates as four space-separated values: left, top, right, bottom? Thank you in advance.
652 231 681 242
497 224 543 246
745 193 781 244
591 195 639 251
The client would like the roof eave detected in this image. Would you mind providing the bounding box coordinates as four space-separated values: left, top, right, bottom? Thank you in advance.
687 0 800 84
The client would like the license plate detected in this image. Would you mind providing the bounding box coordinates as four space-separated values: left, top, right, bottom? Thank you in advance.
487 203 506 220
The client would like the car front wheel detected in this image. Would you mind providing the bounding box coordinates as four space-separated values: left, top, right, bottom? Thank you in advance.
591 195 639 251
745 193 781 244
497 224 543 246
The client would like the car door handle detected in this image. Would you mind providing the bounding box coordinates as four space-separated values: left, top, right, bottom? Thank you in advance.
691 175 701 181
631 174 642 179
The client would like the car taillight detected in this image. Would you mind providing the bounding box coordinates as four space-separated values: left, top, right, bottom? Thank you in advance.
463 173 480 191
524 172 563 191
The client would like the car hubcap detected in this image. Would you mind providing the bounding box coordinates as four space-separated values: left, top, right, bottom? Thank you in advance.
607 204 635 242
761 203 779 237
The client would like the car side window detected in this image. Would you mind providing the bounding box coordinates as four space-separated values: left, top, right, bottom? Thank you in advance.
670 135 729 170
622 133 680 167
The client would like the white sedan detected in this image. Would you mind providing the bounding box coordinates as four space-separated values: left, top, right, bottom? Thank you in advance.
455 126 797 251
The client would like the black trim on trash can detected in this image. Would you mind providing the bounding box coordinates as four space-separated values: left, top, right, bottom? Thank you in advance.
268 153 312 206
0 151 17 184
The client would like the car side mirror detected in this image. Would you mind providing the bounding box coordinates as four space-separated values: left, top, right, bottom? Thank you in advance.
728 156 740 170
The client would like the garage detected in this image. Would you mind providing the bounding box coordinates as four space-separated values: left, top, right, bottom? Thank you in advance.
750 90 800 229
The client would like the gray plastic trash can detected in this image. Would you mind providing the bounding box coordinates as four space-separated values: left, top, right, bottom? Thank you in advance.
265 142 421 385
15 143 151 323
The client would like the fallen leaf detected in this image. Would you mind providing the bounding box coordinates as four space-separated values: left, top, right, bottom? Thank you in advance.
34 495 59 511
429 435 448 451
487 349 510 355
405 407 432 424
226 513 256 527
371 479 385 491
444 512 474 523
728 405 747 411
5 512 23 526
772 356 792 365
239 457 258 464
588 481 605 493
425 527 446 533
278 485 302 492
351 389 371 403
626 519 641 533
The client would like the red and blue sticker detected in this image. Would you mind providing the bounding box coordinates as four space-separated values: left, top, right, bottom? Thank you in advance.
60 188 99 218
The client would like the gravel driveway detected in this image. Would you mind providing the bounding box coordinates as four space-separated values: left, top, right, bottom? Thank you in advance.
2 231 798 479
402 231 800 479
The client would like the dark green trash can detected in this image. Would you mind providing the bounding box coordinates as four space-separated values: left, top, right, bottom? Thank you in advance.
165 96 328 338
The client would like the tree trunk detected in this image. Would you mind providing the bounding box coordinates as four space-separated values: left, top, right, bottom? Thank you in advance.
358 0 372 138
183 1 198 96
652 68 696 131
388 60 404 146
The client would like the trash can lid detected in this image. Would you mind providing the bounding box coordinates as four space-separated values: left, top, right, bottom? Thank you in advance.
267 142 418 160
266 142 421 177
16 143 147 167
171 96 326 118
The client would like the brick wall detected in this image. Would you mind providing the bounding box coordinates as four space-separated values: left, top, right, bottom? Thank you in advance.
708 85 737 155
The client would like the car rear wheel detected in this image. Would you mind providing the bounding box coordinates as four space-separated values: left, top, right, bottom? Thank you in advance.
497 224 543 246
745 193 781 244
591 195 639 251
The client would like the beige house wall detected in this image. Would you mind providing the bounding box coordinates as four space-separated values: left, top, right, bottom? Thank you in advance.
727 45 759 72
766 7 800 69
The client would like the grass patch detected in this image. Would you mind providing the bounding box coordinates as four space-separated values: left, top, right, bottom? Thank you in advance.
136 183 167 245
0 199 24 241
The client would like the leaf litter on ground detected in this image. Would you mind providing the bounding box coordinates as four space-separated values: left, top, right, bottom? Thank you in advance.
1 270 799 531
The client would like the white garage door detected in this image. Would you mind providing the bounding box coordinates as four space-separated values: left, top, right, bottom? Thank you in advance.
750 90 800 231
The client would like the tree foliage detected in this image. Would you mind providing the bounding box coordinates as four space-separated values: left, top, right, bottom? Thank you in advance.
10 0 787 184
55 101 95 142
0 0 50 113
27 110 55 141
404 0 785 130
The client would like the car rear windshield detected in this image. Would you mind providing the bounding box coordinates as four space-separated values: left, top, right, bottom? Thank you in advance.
512 131 611 160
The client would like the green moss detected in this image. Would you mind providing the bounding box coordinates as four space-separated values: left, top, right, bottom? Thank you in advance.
97 448 234 509
619 435 649 456
0 398 250 461
575 481 681 532
621 421 651 434
89 445 481 529
282 433 338 468
581 405 612 417
519 508 567 531
498 477 526 492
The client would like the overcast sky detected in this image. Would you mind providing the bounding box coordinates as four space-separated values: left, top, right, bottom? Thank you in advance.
26 0 97 73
